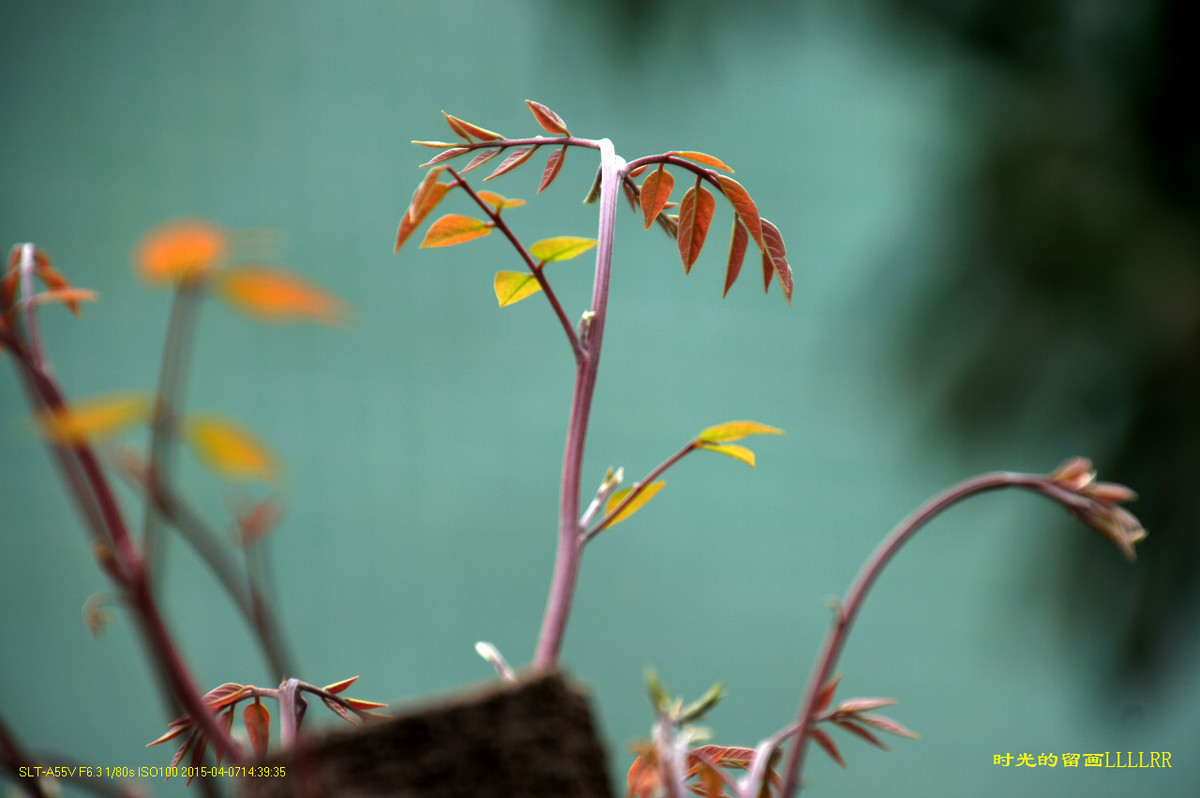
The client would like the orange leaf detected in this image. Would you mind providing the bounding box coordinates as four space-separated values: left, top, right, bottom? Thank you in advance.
443 112 502 141
810 727 846 768
218 268 346 325
724 218 748 297
137 220 226 284
526 100 570 136
538 146 566 193
244 700 271 758
716 176 765 251
34 260 88 316
677 182 716 272
203 682 252 711
185 415 280 482
420 214 492 248
760 219 793 305
476 190 525 210
37 393 152 444
602 481 666 529
146 718 194 748
626 755 661 798
670 151 734 173
640 166 675 229
486 146 536 180
343 697 388 711
396 167 451 251
323 675 359 695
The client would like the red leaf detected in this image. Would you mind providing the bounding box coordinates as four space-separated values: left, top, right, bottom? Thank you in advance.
203 682 250 711
622 178 640 213
168 730 197 771
322 696 355 724
538 146 567 193
716 176 765 251
443 112 502 141
724 218 748 297
760 219 792 304
670 150 734 173
815 674 841 714
854 713 919 740
186 733 208 784
677 182 716 272
833 719 890 752
323 675 359 695
419 147 471 168
460 148 502 174
640 166 675 229
687 745 756 771
147 718 193 748
526 99 570 136
485 146 536 180
215 708 235 765
396 167 451 252
809 727 846 768
244 700 271 758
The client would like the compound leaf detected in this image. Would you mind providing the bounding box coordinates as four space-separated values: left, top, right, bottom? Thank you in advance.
494 271 543 307
529 236 597 262
640 166 675 229
526 99 570 136
420 214 492 248
677 183 716 272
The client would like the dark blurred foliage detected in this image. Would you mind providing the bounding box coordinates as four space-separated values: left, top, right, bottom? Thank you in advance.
564 0 1198 695
886 0 1199 696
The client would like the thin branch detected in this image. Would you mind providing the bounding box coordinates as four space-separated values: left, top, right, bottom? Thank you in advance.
582 441 699 543
446 167 582 359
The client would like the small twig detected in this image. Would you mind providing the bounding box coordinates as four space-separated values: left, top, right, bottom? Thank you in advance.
582 441 698 543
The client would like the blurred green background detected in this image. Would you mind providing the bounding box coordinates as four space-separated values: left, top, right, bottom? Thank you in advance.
2 2 1196 796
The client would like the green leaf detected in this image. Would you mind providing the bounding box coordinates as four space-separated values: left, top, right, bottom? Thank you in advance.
494 271 543 307
529 236 597 262
697 420 784 443
420 214 492 248
603 481 666 529
699 442 756 468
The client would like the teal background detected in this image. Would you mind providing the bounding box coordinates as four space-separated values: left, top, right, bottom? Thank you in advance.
2 2 1196 797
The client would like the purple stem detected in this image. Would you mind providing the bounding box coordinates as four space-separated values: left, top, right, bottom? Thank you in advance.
533 139 624 671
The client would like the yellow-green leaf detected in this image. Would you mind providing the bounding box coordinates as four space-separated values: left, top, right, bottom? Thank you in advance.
494 271 543 307
699 442 756 467
696 420 783 443
185 415 280 482
528 236 597 263
602 481 666 529
420 215 492 248
37 393 152 444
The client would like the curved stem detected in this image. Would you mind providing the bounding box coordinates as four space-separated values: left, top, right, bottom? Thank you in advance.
779 471 1024 797
533 139 625 671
